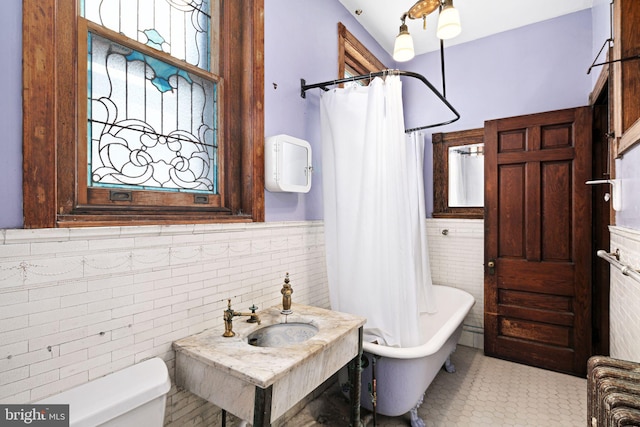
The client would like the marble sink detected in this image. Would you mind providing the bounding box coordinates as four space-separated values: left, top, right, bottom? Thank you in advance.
247 322 319 347
173 303 365 425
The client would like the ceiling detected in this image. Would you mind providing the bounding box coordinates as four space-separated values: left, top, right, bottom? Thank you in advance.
337 0 594 56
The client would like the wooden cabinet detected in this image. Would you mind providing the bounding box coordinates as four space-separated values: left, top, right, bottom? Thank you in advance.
613 0 640 154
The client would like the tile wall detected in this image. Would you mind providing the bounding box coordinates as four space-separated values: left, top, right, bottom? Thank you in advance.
0 219 485 425
0 222 329 426
426 218 485 349
608 226 640 363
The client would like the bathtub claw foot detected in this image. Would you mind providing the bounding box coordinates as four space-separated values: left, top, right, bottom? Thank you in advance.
409 393 426 427
410 412 425 427
444 356 456 373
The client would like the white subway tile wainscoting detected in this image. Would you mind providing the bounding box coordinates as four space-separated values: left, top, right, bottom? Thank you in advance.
427 218 485 349
608 226 640 363
0 222 329 425
1 218 611 426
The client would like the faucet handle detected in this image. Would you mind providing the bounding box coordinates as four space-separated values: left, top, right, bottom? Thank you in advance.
224 299 236 317
247 304 260 324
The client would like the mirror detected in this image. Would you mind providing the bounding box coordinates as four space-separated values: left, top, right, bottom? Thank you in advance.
282 142 311 187
432 128 484 218
448 143 484 207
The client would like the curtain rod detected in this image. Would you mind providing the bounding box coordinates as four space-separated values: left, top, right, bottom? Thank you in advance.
300 69 460 133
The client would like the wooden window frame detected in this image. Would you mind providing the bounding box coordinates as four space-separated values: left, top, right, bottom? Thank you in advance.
613 0 640 154
338 22 386 80
22 0 264 228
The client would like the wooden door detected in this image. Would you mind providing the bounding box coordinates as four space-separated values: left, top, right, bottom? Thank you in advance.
484 107 592 377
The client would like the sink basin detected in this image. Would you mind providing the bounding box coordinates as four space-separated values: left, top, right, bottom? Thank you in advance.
247 322 318 347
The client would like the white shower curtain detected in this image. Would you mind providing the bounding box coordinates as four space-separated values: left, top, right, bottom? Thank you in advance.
320 75 436 348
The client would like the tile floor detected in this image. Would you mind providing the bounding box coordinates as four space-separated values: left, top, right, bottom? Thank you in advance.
284 345 587 427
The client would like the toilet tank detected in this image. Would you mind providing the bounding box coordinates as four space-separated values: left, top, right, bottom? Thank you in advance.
37 357 171 427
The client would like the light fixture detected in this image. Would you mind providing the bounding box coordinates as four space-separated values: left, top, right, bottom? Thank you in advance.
393 0 462 62
436 0 461 40
408 0 441 22
393 15 415 62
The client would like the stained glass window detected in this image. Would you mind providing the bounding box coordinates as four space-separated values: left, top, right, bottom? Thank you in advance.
82 0 211 71
22 1 265 227
82 0 217 195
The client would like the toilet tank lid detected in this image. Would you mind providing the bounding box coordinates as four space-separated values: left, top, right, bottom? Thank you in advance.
37 357 171 427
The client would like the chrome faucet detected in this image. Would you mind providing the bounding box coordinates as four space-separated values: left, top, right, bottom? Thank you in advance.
222 299 260 337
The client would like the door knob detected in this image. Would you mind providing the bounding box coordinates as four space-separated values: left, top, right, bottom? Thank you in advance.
487 259 495 275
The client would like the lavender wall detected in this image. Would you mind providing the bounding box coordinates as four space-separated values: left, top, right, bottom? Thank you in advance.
0 0 23 229
3 3 638 230
591 0 612 89
264 8 596 221
404 11 593 132
263 0 393 221
400 11 594 217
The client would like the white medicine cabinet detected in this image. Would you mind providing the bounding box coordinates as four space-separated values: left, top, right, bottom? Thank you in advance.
265 134 312 193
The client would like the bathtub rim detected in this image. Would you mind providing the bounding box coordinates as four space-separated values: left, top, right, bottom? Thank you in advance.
362 284 475 360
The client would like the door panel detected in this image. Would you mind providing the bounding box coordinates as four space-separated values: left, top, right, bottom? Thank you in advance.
541 161 572 261
498 164 525 257
499 318 570 347
484 107 592 376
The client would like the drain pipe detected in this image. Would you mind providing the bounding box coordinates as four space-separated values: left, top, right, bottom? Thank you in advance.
371 355 378 426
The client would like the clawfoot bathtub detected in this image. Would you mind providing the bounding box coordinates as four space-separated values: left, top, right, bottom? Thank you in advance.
352 285 475 426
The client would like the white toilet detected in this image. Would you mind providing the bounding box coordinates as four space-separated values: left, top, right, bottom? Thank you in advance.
37 357 171 427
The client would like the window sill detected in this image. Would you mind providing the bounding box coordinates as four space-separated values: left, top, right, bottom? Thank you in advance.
54 213 256 228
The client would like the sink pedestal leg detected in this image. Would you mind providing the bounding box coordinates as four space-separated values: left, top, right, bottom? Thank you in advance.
253 385 273 426
348 327 364 427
